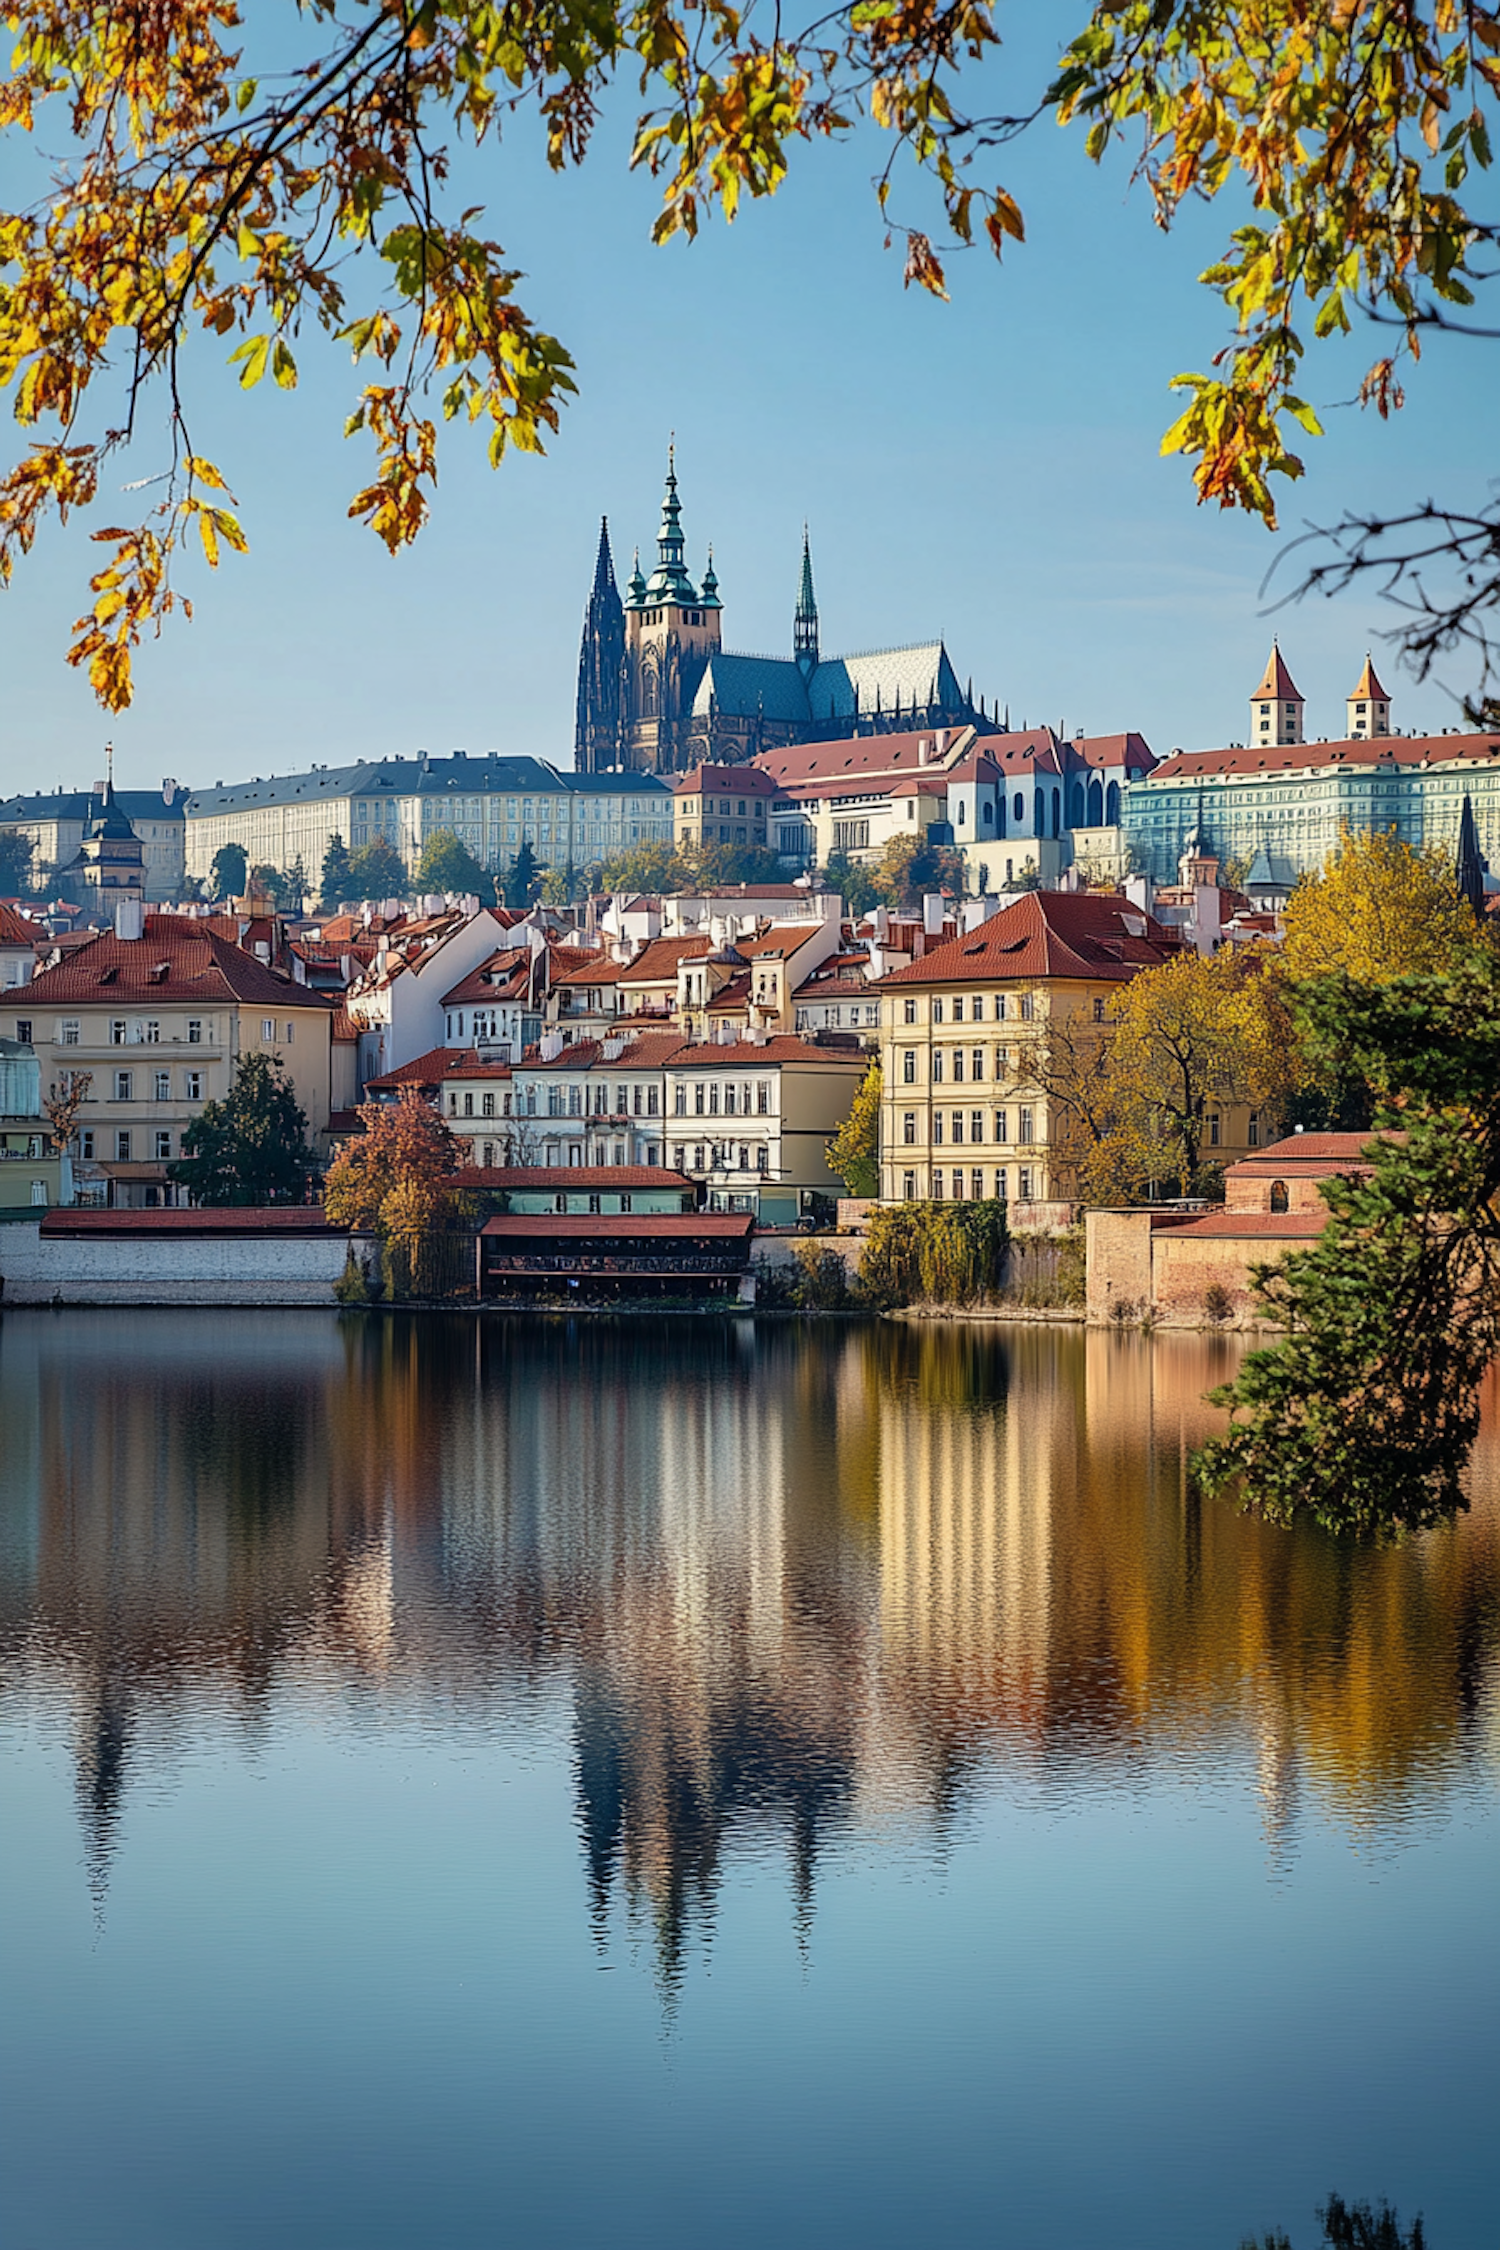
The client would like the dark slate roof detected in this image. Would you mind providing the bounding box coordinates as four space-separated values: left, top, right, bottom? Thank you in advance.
808 644 962 722
692 653 812 725
0 788 184 824
180 758 675 816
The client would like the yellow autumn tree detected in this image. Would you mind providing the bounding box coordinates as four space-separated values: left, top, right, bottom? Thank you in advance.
1097 949 1295 1196
5 4 1494 706
324 1085 470 1298
1283 827 1485 988
826 1061 881 1199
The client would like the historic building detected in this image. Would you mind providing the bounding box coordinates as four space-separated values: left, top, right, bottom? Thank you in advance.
574 452 983 775
0 775 186 902
1122 644 1500 886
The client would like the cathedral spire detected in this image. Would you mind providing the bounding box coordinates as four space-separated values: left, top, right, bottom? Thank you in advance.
794 525 819 673
643 440 698 604
574 516 625 771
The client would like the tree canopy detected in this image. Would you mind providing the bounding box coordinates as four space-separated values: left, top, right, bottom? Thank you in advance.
3 2 1495 707
0 827 33 896
412 827 497 903
320 832 355 907
168 1051 314 1205
208 842 247 901
347 835 408 900
1283 827 1483 987
1196 952 1500 1538
502 840 541 909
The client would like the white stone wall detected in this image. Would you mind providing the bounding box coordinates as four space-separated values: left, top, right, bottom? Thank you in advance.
0 1224 376 1305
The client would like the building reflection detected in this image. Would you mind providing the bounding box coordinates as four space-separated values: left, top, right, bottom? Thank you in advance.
1 1312 1497 1963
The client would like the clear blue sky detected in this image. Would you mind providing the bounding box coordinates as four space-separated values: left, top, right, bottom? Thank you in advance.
0 11 1490 802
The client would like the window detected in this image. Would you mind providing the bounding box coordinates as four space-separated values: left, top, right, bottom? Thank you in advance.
61 1020 80 1046
951 1111 964 1144
1018 1106 1034 1144
994 1110 1008 1143
115 1130 132 1160
994 1168 1007 1201
1093 996 1106 1023
724 1084 736 1116
620 1192 633 1212
30 1178 46 1206
1020 992 1036 1022
153 1071 170 1102
80 1130 95 1159
285 1022 294 1044
1270 1178 1289 1213
694 1085 706 1116
932 1051 944 1084
482 1092 495 1118
1018 1166 1034 1201
262 1019 275 1042
449 1093 460 1115
1248 1112 1260 1149
901 1051 916 1086
188 1018 202 1044
756 1146 769 1173
693 1144 704 1171
902 1170 916 1201
675 1085 687 1115
952 1050 964 1084
482 1143 495 1167
971 1049 984 1081
111 1019 127 1045
144 1019 160 1044
932 999 944 1025
1209 1114 1221 1147
994 996 1006 1022
15 1019 31 1046
932 1170 944 1199
154 1130 171 1161
757 1083 770 1114
903 1112 917 1145
950 1169 966 1200
952 996 964 1023
648 1086 659 1115
903 997 917 1025
185 1071 203 1101
832 819 869 853
971 1112 984 1144
933 1113 944 1144
708 1084 720 1116
113 1070 132 1101
738 1144 750 1170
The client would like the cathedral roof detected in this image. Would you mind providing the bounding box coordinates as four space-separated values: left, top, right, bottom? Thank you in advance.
689 642 967 729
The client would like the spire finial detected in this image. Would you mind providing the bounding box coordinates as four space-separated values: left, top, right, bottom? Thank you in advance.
794 526 819 670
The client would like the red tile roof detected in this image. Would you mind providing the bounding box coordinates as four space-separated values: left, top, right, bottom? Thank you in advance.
667 1034 866 1067
465 1166 694 1190
22 927 339 1010
364 1045 475 1090
0 903 41 945
39 1206 347 1237
675 765 778 795
619 935 710 983
440 945 533 1008
754 728 974 788
1167 1211 1327 1239
1148 731 1500 783
1233 1131 1402 1166
1072 731 1157 775
877 891 1174 986
480 1212 754 1240
549 954 623 987
442 1059 514 1081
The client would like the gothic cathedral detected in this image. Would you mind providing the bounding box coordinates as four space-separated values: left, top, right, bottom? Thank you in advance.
574 452 980 775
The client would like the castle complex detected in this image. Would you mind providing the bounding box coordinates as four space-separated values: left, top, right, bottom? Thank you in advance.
574 451 981 774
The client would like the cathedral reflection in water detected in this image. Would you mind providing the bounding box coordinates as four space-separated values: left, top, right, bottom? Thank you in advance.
2 1311 1497 1968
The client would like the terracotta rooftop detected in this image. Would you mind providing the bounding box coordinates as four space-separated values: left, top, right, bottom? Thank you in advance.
363 1045 475 1091
1146 731 1500 783
753 727 975 789
1253 641 1302 702
1167 1211 1327 1239
480 1212 755 1240
675 764 778 795
618 935 711 983
22 926 340 1010
465 1166 694 1191
878 890 1174 986
440 946 533 1007
1240 1131 1402 1165
0 903 38 945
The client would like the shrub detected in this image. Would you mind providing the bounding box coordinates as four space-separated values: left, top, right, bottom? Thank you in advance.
1203 1280 1234 1324
749 1256 799 1308
860 1200 1008 1308
793 1241 854 1309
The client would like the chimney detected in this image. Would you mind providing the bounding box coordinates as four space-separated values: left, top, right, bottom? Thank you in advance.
114 897 144 941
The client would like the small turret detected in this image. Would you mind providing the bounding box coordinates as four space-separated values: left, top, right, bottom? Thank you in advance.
626 546 646 609
1345 653 1391 740
700 546 721 612
1251 639 1304 746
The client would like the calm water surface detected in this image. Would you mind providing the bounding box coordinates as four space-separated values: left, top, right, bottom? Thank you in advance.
1 1312 1496 2250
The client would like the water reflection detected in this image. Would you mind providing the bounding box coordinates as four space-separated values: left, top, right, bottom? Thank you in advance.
1 1312 1497 1967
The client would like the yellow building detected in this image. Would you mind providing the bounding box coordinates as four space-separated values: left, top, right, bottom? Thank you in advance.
875 890 1183 1212
673 764 777 855
15 913 337 1207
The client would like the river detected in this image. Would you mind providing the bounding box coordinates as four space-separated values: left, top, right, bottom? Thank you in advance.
1 1312 1496 2249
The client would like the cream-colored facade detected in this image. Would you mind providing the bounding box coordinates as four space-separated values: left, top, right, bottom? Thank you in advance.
182 757 673 888
0 789 186 902
13 949 335 1206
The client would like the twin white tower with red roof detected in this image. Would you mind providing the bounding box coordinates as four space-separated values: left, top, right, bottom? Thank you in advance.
1251 641 1392 747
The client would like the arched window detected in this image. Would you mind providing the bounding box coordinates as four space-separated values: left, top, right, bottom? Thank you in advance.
1106 780 1120 824
1013 792 1024 823
1269 1179 1289 1213
642 666 659 718
1051 787 1061 835
1087 777 1104 825
1070 782 1086 827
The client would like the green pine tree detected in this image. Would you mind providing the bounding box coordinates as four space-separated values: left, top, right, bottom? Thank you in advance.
320 833 354 906
168 1052 315 1207
503 839 540 909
